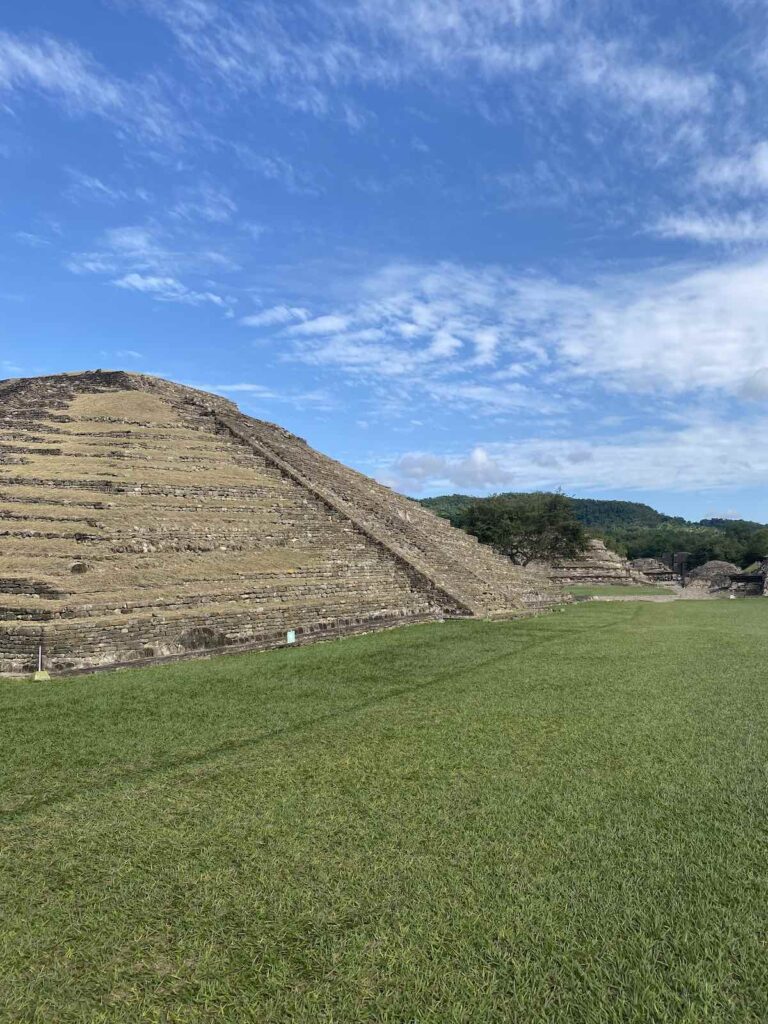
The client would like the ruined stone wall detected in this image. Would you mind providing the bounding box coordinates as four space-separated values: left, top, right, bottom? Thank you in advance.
727 576 764 597
0 371 563 672
542 540 653 586
628 558 680 583
727 559 768 597
684 561 742 594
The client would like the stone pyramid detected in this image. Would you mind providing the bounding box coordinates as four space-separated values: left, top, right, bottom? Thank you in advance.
628 557 679 582
544 539 651 586
0 371 562 672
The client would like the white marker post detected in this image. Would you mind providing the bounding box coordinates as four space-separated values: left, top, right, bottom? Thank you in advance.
33 642 51 681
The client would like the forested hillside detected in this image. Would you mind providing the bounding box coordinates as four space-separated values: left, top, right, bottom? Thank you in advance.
419 494 680 530
418 493 768 568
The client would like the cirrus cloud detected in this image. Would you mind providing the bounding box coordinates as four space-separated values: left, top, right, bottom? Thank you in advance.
0 30 184 141
282 255 768 406
384 415 768 496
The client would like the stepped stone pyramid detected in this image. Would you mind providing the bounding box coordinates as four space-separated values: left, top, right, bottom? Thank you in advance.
628 557 679 583
543 539 652 586
0 371 563 672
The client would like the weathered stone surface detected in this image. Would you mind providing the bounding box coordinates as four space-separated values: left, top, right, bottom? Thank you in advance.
726 571 765 596
685 560 742 594
0 370 563 672
628 557 680 583
537 539 652 586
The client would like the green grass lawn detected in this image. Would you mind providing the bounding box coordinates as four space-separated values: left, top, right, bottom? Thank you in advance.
566 584 674 597
2 601 768 1023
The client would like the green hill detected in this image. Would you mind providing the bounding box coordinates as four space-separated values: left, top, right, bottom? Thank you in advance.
560 497 681 531
419 493 680 531
418 493 477 525
417 492 768 568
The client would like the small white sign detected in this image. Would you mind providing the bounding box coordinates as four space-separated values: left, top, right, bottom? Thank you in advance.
286 629 296 644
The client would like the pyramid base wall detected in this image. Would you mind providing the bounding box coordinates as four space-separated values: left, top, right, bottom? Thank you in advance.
0 607 452 675
549 571 648 586
0 601 565 676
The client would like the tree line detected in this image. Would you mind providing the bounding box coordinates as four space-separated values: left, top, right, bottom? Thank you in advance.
420 492 768 569
452 492 587 566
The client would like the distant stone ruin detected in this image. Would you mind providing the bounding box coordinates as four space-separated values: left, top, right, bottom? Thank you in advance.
0 371 563 673
542 539 652 586
724 558 768 597
727 568 766 597
684 560 741 595
628 557 680 584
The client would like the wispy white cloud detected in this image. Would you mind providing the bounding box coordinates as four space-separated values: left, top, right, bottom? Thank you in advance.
653 210 768 244
494 160 604 211
234 149 324 195
240 305 310 327
14 230 50 247
132 0 715 139
573 37 713 115
696 141 768 194
385 414 768 495
113 272 229 308
389 446 518 492
279 256 768 414
201 381 334 410
0 32 123 113
170 183 237 223
549 258 768 395
64 168 152 205
67 223 235 311
67 224 234 277
289 314 351 336
425 380 555 415
0 31 183 141
99 347 144 361
212 383 282 396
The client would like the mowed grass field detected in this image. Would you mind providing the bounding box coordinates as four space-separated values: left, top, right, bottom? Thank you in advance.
2 601 768 1023
566 584 674 597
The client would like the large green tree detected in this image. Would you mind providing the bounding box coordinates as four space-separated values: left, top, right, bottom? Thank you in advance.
420 491 768 569
462 492 587 566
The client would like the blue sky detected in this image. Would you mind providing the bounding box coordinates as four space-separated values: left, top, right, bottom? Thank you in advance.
2 0 768 520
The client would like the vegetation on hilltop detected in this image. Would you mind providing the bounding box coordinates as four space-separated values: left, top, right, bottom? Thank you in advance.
567 496 682 530
419 492 768 568
419 492 477 524
420 493 678 531
461 491 587 565
599 521 768 568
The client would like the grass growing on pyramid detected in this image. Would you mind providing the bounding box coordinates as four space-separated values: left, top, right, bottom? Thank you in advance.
0 370 562 673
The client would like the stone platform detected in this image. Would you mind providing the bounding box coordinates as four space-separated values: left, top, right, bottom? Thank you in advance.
537 539 653 587
0 371 563 672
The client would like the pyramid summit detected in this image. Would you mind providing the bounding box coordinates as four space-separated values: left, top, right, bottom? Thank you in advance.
0 370 562 672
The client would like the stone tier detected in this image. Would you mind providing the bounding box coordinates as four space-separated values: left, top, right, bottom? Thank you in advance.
0 371 565 672
540 539 653 586
628 558 680 583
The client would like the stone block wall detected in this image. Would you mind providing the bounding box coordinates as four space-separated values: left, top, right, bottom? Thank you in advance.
540 540 652 586
0 371 564 672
